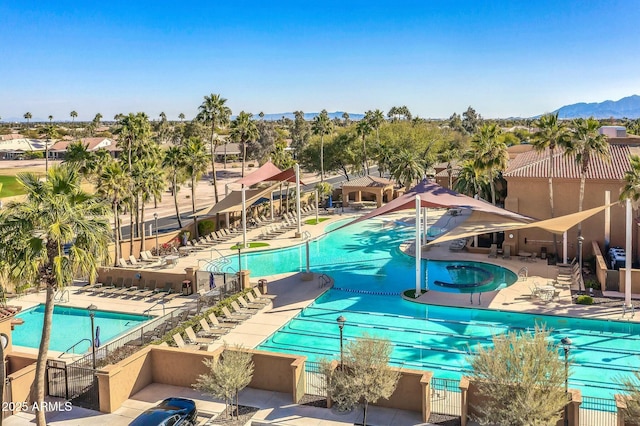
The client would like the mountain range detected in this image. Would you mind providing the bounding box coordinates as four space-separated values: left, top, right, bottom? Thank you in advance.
254 111 365 121
553 95 640 119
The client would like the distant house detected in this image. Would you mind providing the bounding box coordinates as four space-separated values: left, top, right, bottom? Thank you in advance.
0 134 52 160
49 137 120 159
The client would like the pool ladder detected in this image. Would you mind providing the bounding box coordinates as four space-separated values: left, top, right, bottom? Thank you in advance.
143 302 166 318
54 289 70 303
60 338 92 358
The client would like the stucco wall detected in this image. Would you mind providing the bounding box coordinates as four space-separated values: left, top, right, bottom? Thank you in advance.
373 368 432 420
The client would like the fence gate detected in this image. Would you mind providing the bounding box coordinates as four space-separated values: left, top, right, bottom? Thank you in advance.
47 360 100 411
304 362 327 397
430 377 461 417
580 396 617 426
46 360 68 399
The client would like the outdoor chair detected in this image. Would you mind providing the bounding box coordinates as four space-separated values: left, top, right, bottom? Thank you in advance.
221 306 250 322
172 333 201 350
142 322 168 341
237 295 264 311
245 292 270 307
502 245 511 259
128 255 146 268
184 326 216 346
197 318 228 337
208 313 236 329
488 244 498 258
231 300 256 315
102 277 124 296
253 286 277 301
161 290 182 303
517 267 528 281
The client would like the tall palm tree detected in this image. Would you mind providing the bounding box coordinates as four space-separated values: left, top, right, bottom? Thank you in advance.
196 93 231 203
132 157 165 252
355 119 372 174
182 137 209 216
533 112 567 254
620 155 640 207
70 110 78 137
390 149 424 190
63 140 92 176
159 112 167 122
0 165 111 426
231 111 259 178
312 110 333 182
97 160 131 265
454 160 489 199
565 117 610 237
367 109 385 149
23 112 32 128
44 120 57 175
178 113 185 122
163 146 187 228
470 124 508 206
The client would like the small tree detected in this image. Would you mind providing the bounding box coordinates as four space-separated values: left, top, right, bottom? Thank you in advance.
617 371 640 421
323 333 400 426
467 325 568 425
194 345 254 419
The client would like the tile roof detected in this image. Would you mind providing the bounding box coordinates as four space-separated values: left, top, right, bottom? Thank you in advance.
341 176 394 188
0 134 26 141
50 137 113 151
504 145 630 180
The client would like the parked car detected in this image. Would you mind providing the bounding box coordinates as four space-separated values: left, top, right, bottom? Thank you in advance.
129 397 197 426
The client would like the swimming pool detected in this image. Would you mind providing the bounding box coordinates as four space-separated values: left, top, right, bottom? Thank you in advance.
211 218 638 399
14 305 149 353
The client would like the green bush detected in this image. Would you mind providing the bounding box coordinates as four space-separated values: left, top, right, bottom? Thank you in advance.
576 295 594 305
584 279 601 290
198 219 216 236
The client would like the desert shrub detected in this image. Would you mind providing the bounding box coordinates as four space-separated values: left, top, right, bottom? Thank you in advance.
576 295 594 305
198 219 216 236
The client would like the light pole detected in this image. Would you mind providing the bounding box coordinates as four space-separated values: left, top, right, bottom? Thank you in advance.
577 236 584 293
0 333 8 426
337 315 346 370
561 336 572 426
153 212 159 254
88 304 97 369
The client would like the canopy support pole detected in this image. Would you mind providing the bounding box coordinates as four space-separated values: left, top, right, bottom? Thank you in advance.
625 198 632 309
295 163 302 236
270 190 275 221
315 189 319 225
604 191 611 252
225 184 230 229
563 231 568 264
422 207 428 243
241 185 247 249
415 195 421 297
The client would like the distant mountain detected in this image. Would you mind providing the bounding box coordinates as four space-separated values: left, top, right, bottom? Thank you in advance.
553 95 640 119
252 111 365 121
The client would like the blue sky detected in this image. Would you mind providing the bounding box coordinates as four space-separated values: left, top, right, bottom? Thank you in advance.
1 1 639 121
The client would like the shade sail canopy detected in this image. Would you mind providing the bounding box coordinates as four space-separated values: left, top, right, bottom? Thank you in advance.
192 183 280 217
429 203 618 245
268 167 305 185
235 161 282 186
340 179 533 230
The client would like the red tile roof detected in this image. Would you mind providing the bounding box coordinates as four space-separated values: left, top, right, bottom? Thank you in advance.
342 176 394 188
504 145 630 180
50 137 113 151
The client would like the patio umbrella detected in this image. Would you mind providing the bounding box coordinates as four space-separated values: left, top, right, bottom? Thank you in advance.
95 326 101 348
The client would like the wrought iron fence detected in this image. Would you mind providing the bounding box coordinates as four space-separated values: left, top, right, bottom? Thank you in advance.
580 396 617 426
305 361 327 397
430 377 461 416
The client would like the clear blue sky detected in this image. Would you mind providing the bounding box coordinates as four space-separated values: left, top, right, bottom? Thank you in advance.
1 0 639 121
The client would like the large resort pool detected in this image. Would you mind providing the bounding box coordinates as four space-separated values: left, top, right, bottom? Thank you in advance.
207 217 640 400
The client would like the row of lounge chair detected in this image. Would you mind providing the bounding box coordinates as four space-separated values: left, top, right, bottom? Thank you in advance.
78 278 182 302
172 288 275 350
488 244 511 259
118 253 164 269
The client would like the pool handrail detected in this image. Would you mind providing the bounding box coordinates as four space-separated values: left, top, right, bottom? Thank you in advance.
60 338 93 358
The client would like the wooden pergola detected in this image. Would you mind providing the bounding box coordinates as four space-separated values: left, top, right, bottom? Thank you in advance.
341 176 395 208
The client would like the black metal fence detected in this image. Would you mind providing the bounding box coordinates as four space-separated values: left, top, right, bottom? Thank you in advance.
580 396 617 426
430 377 461 416
305 361 327 397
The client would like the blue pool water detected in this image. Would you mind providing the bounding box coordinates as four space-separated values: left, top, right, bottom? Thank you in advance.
14 305 149 353
208 218 638 399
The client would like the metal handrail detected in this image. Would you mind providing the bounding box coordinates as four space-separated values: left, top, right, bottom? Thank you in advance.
143 302 166 318
319 274 331 288
60 338 92 357
54 289 70 303
302 231 311 240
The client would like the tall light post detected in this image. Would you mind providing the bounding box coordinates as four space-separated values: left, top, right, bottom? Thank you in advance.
153 212 159 254
561 336 572 426
337 315 346 370
577 236 584 293
0 333 8 426
88 304 97 369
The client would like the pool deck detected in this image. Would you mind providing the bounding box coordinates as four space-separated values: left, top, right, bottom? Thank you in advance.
6 207 640 425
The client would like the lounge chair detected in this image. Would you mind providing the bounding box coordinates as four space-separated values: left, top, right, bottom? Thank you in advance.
172 333 200 350
221 306 250 322
231 300 256 315
488 244 498 258
237 295 264 311
184 326 216 346
162 290 182 302
502 245 511 260
148 282 172 300
208 313 236 329
245 292 270 307
197 318 228 337
143 322 168 341
253 286 277 301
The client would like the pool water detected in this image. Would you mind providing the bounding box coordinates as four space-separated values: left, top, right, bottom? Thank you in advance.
14 305 149 353
209 218 637 399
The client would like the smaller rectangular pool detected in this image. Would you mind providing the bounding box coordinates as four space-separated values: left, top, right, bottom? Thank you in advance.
13 305 149 353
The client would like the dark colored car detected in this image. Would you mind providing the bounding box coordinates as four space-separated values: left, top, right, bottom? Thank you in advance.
129 398 197 426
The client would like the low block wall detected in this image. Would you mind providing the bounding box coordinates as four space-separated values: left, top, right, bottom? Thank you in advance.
97 346 307 413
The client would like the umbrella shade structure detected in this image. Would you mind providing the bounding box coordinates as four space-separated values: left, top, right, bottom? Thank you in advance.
234 161 283 186
192 183 280 217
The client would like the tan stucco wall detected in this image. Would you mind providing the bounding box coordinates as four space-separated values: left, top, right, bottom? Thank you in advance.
0 318 14 353
372 368 432 420
505 177 632 259
6 363 36 414
96 266 190 293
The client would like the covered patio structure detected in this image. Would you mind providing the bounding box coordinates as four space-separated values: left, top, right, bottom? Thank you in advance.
341 176 395 208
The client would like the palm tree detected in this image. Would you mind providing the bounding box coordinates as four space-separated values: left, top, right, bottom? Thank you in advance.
196 93 231 203
0 165 111 426
132 157 165 252
620 155 640 207
70 110 78 137
533 112 567 254
23 112 32 128
44 120 57 175
355 119 372 174
342 111 350 126
454 160 489 199
63 140 92 176
312 110 333 182
178 113 185 122
367 109 385 148
438 147 460 189
231 111 259 178
159 112 167 122
390 149 424 190
97 160 131 265
164 146 187 228
565 117 610 237
470 124 508 206
182 137 209 216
